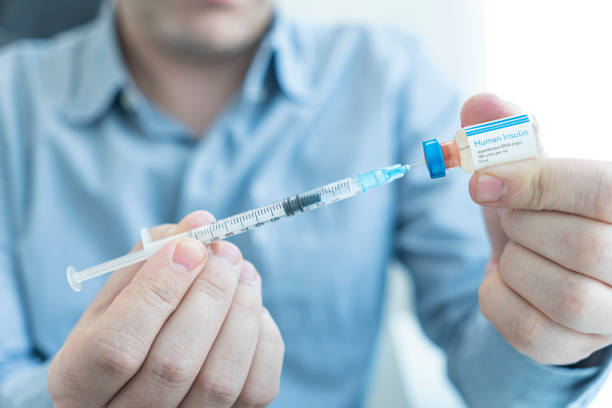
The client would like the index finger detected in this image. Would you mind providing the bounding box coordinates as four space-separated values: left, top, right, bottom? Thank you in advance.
88 211 215 315
469 158 612 223
59 237 208 406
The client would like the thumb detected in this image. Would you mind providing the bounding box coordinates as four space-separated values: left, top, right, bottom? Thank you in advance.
460 93 522 126
461 93 521 260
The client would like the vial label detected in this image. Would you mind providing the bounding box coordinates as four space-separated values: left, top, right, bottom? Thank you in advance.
465 114 538 170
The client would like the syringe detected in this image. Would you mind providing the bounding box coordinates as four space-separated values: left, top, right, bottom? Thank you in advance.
66 162 421 291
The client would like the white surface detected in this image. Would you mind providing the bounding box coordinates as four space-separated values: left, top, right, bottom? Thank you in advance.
483 1 612 161
275 0 485 98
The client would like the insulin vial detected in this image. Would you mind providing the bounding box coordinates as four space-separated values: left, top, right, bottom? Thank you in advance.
422 114 542 178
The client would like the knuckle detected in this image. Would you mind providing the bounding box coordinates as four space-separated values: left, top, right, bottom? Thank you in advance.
232 289 262 314
591 165 612 220
190 261 235 302
149 354 195 387
240 383 279 407
513 309 544 354
219 240 243 257
89 331 145 377
571 228 609 271
526 162 550 210
237 312 261 340
500 210 530 240
556 278 590 325
199 374 242 405
497 242 518 283
499 208 514 231
135 273 182 314
211 241 244 264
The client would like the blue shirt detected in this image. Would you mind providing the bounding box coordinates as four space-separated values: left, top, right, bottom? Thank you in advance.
1 5 610 407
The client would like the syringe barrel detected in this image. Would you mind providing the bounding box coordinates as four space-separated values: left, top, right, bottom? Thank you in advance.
65 175 383 292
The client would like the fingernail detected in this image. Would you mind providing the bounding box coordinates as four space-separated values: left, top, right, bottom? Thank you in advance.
240 261 257 283
476 175 505 202
173 239 205 271
497 208 504 217
212 242 242 265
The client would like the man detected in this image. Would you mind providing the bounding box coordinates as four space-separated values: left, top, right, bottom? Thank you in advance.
1 0 611 406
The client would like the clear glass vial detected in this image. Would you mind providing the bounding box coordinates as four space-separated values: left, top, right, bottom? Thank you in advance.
423 114 542 178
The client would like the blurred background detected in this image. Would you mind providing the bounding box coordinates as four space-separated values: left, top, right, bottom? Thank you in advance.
1 0 610 406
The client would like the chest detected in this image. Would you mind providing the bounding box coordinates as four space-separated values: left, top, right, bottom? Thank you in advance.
16 93 401 354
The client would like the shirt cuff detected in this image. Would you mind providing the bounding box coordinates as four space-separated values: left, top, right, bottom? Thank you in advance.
447 312 612 408
567 346 612 407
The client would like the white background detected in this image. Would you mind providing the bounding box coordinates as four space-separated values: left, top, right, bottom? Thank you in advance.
276 0 612 406
484 1 612 160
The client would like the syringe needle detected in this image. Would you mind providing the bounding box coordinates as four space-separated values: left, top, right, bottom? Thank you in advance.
406 160 426 169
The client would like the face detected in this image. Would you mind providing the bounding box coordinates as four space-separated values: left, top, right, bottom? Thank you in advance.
118 0 274 59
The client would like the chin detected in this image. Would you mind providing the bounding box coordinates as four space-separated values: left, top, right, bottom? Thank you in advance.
187 23 247 51
161 24 251 58
158 1 272 58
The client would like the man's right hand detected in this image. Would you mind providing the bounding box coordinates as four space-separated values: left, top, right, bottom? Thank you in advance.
48 211 284 408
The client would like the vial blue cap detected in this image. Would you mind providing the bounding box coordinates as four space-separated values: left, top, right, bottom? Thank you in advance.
422 139 447 179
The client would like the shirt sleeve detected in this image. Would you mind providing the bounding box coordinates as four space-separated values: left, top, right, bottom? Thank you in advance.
0 51 54 407
393 38 612 407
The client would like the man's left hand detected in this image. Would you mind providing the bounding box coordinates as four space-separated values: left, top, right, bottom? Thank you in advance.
464 94 612 365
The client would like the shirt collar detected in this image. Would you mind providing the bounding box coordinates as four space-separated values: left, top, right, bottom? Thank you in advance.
61 2 127 123
62 4 313 124
251 9 315 104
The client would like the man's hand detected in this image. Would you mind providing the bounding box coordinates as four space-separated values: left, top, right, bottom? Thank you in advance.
48 211 284 408
464 94 612 365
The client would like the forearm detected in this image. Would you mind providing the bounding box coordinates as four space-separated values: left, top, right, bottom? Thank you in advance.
447 308 612 407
